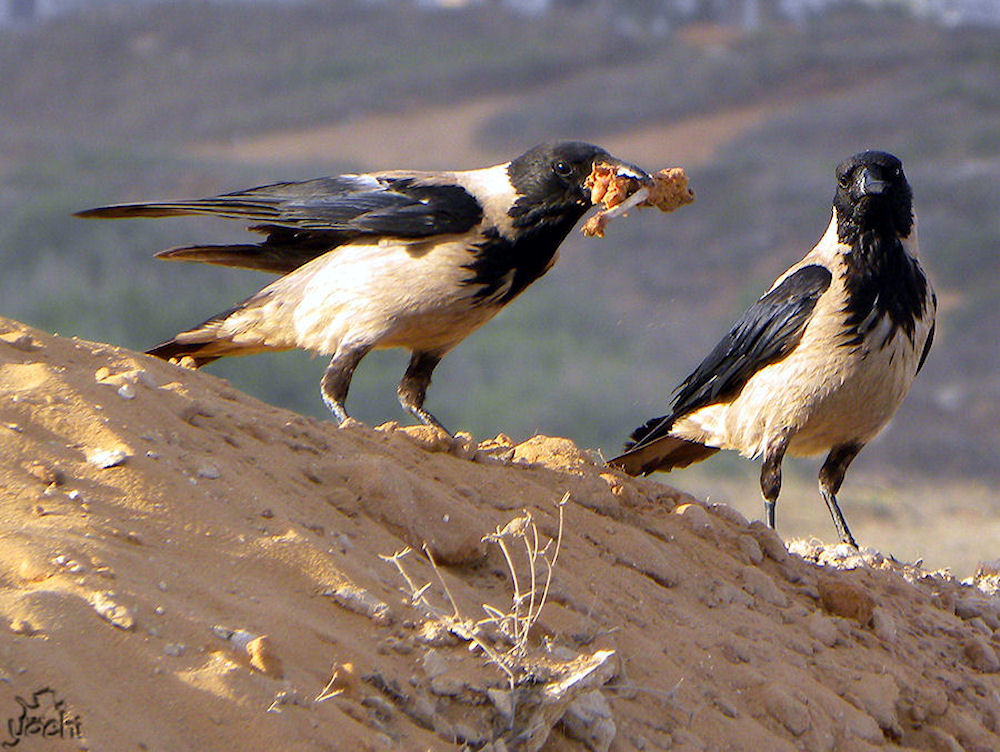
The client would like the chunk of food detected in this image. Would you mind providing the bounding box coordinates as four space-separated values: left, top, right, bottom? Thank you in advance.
582 165 695 237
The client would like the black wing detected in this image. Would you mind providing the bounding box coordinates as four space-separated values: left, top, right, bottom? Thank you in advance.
75 174 485 273
629 264 833 450
916 318 934 374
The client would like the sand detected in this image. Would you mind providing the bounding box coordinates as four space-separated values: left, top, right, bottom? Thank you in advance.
1 314 999 751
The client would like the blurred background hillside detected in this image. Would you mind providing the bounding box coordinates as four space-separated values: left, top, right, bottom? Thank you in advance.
2 0 998 568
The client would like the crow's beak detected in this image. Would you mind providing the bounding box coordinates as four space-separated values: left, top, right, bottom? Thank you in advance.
856 166 889 198
614 160 653 184
598 154 652 184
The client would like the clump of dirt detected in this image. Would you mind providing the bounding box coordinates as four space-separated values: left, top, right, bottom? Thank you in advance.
1 315 998 751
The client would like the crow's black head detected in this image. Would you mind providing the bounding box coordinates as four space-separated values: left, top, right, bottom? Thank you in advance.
834 150 914 244
506 141 648 228
463 142 646 304
833 151 928 345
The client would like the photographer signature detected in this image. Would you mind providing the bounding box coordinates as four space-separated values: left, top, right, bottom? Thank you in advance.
1 687 82 748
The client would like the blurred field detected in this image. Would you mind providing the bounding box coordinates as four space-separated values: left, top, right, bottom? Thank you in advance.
1 1 997 568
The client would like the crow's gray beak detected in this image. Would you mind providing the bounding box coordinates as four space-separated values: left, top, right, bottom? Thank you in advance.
856 166 889 198
613 160 653 184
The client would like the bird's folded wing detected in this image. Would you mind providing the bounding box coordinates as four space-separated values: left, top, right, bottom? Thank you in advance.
76 174 486 273
668 263 833 422
616 264 832 460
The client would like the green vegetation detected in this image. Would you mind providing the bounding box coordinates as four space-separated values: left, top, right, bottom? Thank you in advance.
1 2 998 482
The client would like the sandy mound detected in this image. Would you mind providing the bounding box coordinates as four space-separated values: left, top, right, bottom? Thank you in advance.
1 315 999 751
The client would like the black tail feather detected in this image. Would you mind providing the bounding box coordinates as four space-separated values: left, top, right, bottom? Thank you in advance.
154 244 302 274
627 414 670 448
609 435 719 477
144 304 246 368
154 225 337 273
145 339 222 368
74 199 281 221
610 412 718 476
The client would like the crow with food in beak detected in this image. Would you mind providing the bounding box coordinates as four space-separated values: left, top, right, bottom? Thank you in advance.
78 141 649 432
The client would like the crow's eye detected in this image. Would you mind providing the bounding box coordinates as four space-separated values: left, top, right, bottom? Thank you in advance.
837 173 852 189
552 160 573 178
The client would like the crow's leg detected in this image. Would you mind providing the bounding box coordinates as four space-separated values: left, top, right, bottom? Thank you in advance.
760 431 792 530
818 443 863 547
320 344 371 423
398 351 449 434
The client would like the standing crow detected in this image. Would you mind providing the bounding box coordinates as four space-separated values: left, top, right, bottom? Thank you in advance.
78 142 649 432
609 151 936 547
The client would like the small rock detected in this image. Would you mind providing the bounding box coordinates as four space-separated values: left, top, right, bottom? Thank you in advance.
709 582 754 608
805 613 839 647
737 535 764 565
742 566 789 607
955 596 994 623
163 643 185 657
847 673 901 737
414 620 461 647
963 635 1000 673
429 673 465 697
487 688 513 721
449 431 478 461
25 462 64 486
760 683 810 736
407 694 436 729
117 383 136 400
53 555 85 574
872 607 897 642
913 684 949 717
670 730 706 750
179 401 214 424
379 636 413 655
1 332 40 351
9 619 37 636
512 435 594 473
717 639 753 664
561 690 616 752
247 635 284 678
211 626 284 677
817 577 875 624
322 584 393 626
86 447 130 469
91 592 135 630
708 503 750 529
17 554 53 583
600 473 642 507
713 696 740 719
196 461 221 479
453 722 483 745
925 728 964 752
674 503 715 538
967 616 992 636
397 425 453 453
135 369 160 388
748 522 788 562
267 688 310 713
474 445 516 465
421 649 449 679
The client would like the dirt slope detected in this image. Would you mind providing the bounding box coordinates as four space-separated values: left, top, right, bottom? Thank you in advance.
1 315 999 752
